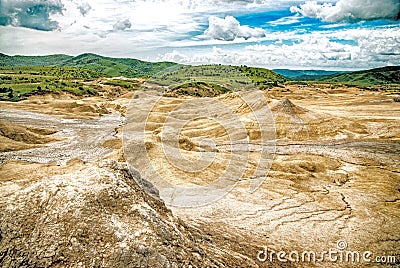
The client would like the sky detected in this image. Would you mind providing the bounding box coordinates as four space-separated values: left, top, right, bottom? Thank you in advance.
0 0 399 70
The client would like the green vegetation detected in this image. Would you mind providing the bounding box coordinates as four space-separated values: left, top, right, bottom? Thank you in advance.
151 64 286 91
0 53 288 92
0 66 100 101
152 64 255 89
103 79 141 90
282 66 400 89
60 53 177 78
1 54 287 86
167 81 231 97
2 53 398 101
0 62 289 101
234 65 287 88
0 65 100 81
0 53 72 66
0 53 176 78
320 66 400 87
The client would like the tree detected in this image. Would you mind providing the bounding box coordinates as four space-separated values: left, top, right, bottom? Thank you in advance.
8 89 13 99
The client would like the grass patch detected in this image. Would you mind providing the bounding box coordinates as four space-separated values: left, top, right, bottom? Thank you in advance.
0 66 101 101
233 65 287 89
166 81 231 97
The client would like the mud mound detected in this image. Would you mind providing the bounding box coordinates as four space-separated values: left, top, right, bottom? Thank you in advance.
48 101 110 117
271 99 315 141
0 160 257 267
271 99 309 116
0 121 60 152
271 99 369 141
0 97 112 119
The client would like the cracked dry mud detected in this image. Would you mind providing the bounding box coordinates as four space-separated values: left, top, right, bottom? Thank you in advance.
1 84 399 267
127 85 400 267
0 109 124 165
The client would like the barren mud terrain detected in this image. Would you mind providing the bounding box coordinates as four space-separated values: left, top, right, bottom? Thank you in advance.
0 82 399 267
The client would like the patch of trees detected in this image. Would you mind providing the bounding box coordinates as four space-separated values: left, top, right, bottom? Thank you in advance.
0 87 13 100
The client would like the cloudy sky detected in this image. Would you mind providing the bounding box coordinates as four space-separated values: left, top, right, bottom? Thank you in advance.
0 0 399 70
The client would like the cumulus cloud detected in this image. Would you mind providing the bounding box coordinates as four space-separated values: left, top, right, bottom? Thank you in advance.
205 16 266 41
0 0 64 31
113 19 131 31
290 0 400 22
158 27 400 69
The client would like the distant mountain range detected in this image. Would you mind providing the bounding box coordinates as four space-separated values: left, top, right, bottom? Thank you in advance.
274 67 400 85
273 69 347 81
1 53 399 85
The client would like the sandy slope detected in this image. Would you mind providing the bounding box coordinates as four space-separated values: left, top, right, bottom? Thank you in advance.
0 121 60 152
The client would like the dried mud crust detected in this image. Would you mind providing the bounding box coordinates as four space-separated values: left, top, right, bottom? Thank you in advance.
0 109 124 165
0 84 399 267
135 89 400 267
0 160 274 267
0 121 61 152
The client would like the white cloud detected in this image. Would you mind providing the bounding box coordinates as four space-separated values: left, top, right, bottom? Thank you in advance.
205 16 266 41
112 19 131 31
0 0 294 37
290 0 400 22
267 14 301 26
0 25 163 57
158 27 400 69
76 1 91 16
0 0 64 30
1 0 399 71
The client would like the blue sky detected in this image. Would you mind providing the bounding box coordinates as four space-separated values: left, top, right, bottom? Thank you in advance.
0 0 399 70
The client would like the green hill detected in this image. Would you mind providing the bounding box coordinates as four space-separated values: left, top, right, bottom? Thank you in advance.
0 54 288 101
0 53 176 78
321 66 400 85
233 65 287 88
0 53 288 91
150 64 286 90
0 53 72 66
61 53 176 78
2 53 398 87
